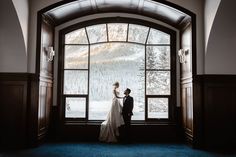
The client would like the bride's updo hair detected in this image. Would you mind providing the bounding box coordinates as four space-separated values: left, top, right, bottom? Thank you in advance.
113 81 119 87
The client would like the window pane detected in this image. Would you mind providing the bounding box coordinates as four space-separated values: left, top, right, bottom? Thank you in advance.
65 97 86 118
147 28 170 44
108 23 128 41
146 46 170 69
86 24 107 44
89 43 145 120
65 28 88 44
148 98 168 119
146 71 170 95
128 24 149 44
64 70 88 94
64 45 88 69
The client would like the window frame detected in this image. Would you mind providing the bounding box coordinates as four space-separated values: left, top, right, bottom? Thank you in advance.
58 17 176 124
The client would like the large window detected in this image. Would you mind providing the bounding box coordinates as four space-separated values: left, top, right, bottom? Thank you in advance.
61 22 175 121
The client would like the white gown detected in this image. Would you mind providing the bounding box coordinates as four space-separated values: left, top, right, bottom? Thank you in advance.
99 89 124 142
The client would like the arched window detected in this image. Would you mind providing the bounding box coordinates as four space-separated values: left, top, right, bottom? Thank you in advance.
60 19 176 122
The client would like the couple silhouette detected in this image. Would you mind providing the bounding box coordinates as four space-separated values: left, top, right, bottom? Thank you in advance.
99 82 134 143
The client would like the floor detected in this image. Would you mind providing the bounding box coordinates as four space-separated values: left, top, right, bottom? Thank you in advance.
1 142 236 157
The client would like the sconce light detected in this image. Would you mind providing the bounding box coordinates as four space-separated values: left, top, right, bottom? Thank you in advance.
178 49 188 64
45 46 55 62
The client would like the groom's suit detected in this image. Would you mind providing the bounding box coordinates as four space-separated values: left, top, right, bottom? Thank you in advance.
122 95 133 142
122 95 134 125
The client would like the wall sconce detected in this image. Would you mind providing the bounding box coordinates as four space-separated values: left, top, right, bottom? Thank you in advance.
178 49 188 64
45 46 55 62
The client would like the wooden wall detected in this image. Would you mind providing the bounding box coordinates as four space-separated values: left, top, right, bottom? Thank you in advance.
181 74 236 149
0 73 36 148
181 77 194 143
201 75 236 148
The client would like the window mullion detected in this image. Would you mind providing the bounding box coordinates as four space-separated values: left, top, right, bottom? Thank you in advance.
145 44 147 121
126 23 129 42
83 28 90 120
145 27 151 45
106 23 109 42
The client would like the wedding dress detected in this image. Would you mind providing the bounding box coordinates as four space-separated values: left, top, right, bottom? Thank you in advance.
99 89 124 142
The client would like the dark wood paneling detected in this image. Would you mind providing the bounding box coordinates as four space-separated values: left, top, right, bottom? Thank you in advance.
181 77 194 144
27 75 39 147
202 75 236 148
36 15 54 143
191 75 236 149
0 73 35 148
23 14 54 147
180 23 194 145
181 75 236 149
38 84 47 139
192 75 204 148
0 82 27 148
37 79 53 141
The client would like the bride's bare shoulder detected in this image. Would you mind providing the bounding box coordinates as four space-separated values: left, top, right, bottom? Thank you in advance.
113 87 120 94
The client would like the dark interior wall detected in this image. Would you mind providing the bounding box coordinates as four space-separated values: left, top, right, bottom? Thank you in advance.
0 74 36 148
201 76 236 148
1 74 235 148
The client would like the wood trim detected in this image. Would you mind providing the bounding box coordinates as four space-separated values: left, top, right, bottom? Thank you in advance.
0 73 32 80
36 13 42 75
191 14 196 78
38 0 195 29
38 0 196 19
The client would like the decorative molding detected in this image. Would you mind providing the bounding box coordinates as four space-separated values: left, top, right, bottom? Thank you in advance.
42 14 56 27
181 76 193 84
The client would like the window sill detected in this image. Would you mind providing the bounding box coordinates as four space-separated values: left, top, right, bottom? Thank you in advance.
64 120 177 126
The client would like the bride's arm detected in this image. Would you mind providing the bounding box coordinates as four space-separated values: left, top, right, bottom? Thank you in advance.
113 89 123 99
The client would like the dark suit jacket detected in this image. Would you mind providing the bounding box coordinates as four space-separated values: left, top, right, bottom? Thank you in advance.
122 95 134 116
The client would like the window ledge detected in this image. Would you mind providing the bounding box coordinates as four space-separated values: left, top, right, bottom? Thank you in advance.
64 120 177 126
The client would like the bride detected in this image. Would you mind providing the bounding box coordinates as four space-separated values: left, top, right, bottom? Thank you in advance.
99 81 124 143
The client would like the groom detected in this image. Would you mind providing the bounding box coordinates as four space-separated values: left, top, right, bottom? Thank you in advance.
121 88 133 142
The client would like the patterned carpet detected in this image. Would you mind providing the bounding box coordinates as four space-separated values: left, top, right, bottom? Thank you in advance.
1 142 236 157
